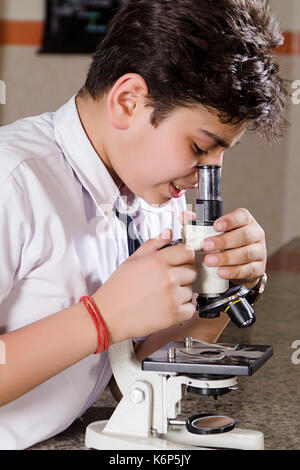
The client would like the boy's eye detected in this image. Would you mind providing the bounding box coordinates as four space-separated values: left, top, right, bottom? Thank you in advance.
192 143 206 156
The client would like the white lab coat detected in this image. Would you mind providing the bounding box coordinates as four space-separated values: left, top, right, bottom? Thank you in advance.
0 95 186 449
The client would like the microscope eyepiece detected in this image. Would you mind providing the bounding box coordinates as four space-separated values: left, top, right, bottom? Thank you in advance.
196 165 222 202
196 165 223 223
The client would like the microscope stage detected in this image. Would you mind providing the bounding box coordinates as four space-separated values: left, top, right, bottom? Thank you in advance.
142 342 273 376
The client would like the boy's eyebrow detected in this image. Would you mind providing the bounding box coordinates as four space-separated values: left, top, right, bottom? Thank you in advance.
198 129 241 149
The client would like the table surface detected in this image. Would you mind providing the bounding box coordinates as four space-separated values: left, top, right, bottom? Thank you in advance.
28 238 300 450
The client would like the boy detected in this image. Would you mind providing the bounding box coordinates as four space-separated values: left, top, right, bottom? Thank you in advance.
0 0 287 449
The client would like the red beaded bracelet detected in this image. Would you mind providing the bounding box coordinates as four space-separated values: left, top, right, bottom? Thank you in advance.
80 296 110 354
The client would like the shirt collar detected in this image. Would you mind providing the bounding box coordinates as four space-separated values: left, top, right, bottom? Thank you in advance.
53 94 140 216
138 196 178 213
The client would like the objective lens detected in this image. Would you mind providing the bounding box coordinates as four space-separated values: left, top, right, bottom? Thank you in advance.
225 298 256 328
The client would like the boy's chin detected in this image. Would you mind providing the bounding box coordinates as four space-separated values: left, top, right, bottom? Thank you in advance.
146 198 173 208
141 191 172 207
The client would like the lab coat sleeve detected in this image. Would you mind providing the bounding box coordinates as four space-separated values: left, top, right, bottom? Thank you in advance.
0 176 33 306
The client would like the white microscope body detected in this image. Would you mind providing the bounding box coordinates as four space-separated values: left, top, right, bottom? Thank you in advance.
85 339 265 450
85 165 268 450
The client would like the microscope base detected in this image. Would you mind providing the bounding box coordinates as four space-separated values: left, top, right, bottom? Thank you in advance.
85 420 264 450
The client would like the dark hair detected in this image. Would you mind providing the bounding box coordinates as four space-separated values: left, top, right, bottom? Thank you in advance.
83 0 288 142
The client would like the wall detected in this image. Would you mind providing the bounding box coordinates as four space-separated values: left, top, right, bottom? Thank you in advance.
190 0 300 256
0 0 299 255
0 0 44 20
0 0 91 123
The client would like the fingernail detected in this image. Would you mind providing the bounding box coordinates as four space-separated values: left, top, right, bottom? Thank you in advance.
203 239 215 251
215 221 227 232
205 255 218 266
161 228 171 239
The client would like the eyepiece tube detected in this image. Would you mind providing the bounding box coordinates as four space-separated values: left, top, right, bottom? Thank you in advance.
196 165 223 224
196 165 222 201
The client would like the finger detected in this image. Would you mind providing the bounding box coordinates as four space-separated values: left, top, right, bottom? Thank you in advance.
213 208 253 233
217 261 264 282
169 265 198 285
176 285 194 304
204 243 265 267
179 210 196 225
131 228 172 260
155 228 173 241
178 301 196 320
159 242 195 266
202 223 263 252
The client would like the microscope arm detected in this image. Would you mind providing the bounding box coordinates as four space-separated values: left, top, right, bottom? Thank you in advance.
108 340 141 396
107 339 178 436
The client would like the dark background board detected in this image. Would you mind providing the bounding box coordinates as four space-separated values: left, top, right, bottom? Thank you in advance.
40 0 127 54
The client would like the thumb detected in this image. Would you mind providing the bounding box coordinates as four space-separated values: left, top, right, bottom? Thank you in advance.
179 210 196 225
130 228 173 260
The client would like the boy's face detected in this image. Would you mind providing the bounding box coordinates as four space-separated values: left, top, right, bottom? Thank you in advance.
108 103 247 206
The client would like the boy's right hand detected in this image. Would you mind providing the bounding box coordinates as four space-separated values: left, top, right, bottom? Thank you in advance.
93 229 197 344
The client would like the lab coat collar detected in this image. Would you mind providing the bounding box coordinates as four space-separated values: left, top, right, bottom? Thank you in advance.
53 94 140 216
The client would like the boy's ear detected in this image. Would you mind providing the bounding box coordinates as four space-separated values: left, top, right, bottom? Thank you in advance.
107 73 149 130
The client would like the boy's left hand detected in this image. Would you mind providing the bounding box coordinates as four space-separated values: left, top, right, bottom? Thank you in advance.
181 208 266 290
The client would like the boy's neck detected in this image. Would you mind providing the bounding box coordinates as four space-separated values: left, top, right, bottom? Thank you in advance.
75 91 123 190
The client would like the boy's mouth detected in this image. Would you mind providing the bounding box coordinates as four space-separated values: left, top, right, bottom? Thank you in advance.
169 182 186 198
173 183 186 191
169 181 198 199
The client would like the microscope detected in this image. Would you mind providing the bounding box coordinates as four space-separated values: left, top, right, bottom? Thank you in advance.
85 165 272 450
